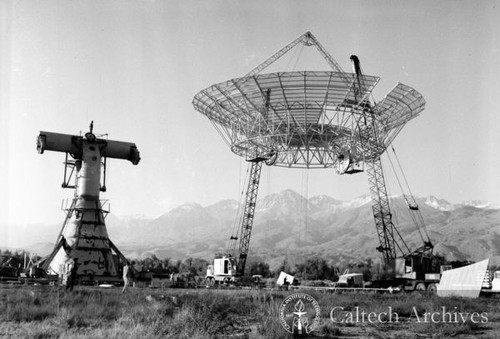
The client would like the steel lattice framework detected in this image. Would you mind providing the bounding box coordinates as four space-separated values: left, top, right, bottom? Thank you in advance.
193 32 425 169
193 32 428 273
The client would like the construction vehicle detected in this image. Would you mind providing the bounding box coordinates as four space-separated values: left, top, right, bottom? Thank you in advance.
194 32 435 291
205 158 267 286
205 255 264 287
348 55 443 292
205 255 238 285
0 255 19 283
483 270 500 292
0 253 59 285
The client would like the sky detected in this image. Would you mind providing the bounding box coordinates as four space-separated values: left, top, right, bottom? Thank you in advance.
1 0 499 245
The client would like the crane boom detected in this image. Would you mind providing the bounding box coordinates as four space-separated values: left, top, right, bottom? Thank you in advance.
366 154 411 262
206 159 264 285
234 160 263 275
349 56 437 290
351 55 429 265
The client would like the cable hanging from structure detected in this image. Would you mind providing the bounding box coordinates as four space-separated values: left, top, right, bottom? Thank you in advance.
226 163 250 255
385 146 431 244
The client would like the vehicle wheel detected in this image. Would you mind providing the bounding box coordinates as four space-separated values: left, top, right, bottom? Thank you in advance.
427 283 437 294
206 277 215 286
415 282 426 291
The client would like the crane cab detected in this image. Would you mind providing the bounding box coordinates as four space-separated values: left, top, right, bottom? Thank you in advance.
205 256 237 285
395 255 434 280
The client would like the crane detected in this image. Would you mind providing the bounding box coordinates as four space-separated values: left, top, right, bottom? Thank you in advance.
350 56 437 291
231 160 263 275
196 32 431 289
204 159 265 285
204 90 273 285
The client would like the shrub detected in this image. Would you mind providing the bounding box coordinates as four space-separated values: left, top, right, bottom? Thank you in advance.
0 286 495 338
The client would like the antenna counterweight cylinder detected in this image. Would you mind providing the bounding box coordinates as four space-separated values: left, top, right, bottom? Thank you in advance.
37 131 141 165
76 141 102 198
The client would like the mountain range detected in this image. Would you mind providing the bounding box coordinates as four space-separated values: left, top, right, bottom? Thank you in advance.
10 190 500 270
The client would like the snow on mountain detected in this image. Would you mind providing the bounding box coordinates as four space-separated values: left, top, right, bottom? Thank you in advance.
17 189 500 266
424 196 500 211
205 199 241 222
425 195 454 211
338 194 372 210
308 195 344 207
256 189 309 220
174 202 204 212
459 200 500 210
258 189 306 210
206 199 240 210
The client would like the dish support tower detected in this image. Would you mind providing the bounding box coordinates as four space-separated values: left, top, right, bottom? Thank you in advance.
37 123 140 283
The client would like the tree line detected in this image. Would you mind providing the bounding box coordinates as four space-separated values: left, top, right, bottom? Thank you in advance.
131 255 372 282
2 248 481 282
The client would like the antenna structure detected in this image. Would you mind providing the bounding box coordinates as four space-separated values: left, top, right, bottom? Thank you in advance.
36 122 140 284
193 31 426 274
193 31 425 171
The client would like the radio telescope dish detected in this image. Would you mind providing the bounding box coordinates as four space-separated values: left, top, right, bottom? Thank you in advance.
193 31 425 170
192 32 427 274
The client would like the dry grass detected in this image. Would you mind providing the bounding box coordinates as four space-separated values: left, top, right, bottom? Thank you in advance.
0 286 499 338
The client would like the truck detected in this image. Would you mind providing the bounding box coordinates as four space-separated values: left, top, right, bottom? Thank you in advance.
205 255 263 287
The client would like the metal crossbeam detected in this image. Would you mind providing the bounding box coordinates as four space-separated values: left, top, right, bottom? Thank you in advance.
242 31 351 86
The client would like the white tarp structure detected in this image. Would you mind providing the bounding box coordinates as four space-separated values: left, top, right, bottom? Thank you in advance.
277 271 295 286
437 259 489 298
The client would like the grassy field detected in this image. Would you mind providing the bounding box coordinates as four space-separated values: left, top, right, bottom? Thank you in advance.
1 285 500 338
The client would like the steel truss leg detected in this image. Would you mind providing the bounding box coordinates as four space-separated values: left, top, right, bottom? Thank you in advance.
366 156 410 264
236 160 263 275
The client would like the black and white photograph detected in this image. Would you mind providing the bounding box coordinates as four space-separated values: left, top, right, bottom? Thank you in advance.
1 0 499 338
